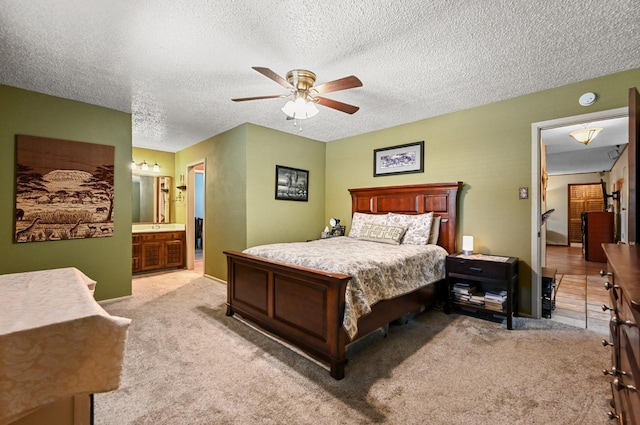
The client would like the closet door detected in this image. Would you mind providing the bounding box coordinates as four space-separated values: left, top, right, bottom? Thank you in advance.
568 183 604 244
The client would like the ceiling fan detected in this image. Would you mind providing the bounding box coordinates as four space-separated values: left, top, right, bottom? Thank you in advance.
232 67 363 119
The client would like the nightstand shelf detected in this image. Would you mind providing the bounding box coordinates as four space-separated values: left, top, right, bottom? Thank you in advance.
446 253 519 330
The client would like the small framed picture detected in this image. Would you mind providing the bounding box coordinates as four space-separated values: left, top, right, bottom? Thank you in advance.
374 141 424 177
275 165 308 201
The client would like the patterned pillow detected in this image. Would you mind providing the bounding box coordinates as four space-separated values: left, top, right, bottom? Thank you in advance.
387 212 434 245
429 215 441 244
358 223 408 245
348 212 389 238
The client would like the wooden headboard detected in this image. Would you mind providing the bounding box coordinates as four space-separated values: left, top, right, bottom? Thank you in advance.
348 182 462 254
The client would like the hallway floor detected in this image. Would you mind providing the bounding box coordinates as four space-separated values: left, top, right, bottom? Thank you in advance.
545 244 609 335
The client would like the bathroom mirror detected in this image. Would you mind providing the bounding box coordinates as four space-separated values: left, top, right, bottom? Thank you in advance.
132 175 171 223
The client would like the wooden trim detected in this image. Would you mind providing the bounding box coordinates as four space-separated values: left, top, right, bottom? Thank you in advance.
629 87 638 242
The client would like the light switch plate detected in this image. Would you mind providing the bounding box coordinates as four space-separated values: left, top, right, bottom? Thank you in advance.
519 187 529 199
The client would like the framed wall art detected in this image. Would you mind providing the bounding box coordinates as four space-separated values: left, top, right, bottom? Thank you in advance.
275 165 308 201
14 134 115 243
373 141 424 177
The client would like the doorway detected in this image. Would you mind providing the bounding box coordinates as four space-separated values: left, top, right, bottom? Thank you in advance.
186 161 205 274
531 106 628 319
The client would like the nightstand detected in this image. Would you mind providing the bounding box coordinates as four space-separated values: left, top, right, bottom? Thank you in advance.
446 253 519 329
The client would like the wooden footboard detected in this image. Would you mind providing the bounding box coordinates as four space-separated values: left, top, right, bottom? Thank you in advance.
225 250 443 379
225 250 352 379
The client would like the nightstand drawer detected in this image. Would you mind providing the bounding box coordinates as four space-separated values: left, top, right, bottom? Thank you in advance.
447 257 509 280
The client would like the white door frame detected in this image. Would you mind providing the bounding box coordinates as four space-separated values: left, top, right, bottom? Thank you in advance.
185 159 205 271
530 106 627 318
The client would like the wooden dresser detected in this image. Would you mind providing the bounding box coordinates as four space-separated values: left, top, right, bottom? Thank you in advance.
583 212 614 262
602 244 640 423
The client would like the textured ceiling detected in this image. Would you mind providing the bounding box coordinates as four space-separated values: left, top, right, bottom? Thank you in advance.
1 1 639 154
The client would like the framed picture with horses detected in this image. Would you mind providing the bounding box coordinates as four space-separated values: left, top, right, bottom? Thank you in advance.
275 165 308 202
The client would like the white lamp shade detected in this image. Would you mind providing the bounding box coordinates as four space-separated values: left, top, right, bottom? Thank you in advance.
281 100 296 117
462 235 474 254
304 101 319 118
282 97 319 119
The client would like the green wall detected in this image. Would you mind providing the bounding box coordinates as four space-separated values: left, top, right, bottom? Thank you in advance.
246 124 326 246
175 123 326 280
0 84 132 301
326 68 640 316
176 125 248 279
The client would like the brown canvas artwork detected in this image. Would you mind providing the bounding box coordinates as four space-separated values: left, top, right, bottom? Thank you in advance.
14 135 115 243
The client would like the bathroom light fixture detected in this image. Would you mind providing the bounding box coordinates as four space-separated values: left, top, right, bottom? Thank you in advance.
462 235 474 256
569 127 602 145
132 160 161 172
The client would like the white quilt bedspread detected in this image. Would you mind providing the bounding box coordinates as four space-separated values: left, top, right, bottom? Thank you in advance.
243 237 448 339
0 267 131 425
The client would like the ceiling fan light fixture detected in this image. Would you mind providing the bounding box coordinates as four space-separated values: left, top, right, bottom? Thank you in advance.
304 100 319 118
281 97 319 120
569 127 603 145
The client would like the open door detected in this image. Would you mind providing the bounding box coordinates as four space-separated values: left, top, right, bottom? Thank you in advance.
629 87 639 243
540 141 548 265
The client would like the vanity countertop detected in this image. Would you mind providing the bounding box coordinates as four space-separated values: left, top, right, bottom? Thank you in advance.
132 223 185 233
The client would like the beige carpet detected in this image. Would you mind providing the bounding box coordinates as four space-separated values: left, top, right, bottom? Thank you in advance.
96 270 611 425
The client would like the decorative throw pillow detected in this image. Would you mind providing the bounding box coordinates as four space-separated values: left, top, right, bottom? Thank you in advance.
348 212 389 238
358 223 408 245
387 212 434 245
429 215 441 244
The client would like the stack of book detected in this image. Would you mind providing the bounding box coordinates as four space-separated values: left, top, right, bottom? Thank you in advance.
468 293 485 306
452 282 480 305
484 289 507 312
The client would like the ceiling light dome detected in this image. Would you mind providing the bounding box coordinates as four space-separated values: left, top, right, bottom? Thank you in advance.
569 127 602 145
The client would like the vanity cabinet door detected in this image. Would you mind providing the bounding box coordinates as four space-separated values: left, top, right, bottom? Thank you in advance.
141 240 163 271
132 235 142 272
164 238 184 268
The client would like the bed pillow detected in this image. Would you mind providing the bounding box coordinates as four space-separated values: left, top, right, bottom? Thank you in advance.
358 223 408 245
429 215 441 244
348 212 389 238
387 212 434 245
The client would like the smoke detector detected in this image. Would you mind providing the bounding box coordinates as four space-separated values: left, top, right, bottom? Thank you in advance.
578 92 597 106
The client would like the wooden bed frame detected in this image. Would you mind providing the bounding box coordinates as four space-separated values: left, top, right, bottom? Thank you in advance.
224 182 462 379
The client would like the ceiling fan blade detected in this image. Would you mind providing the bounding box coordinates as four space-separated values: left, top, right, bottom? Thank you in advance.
312 76 362 95
231 94 288 102
252 67 293 89
315 97 360 114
